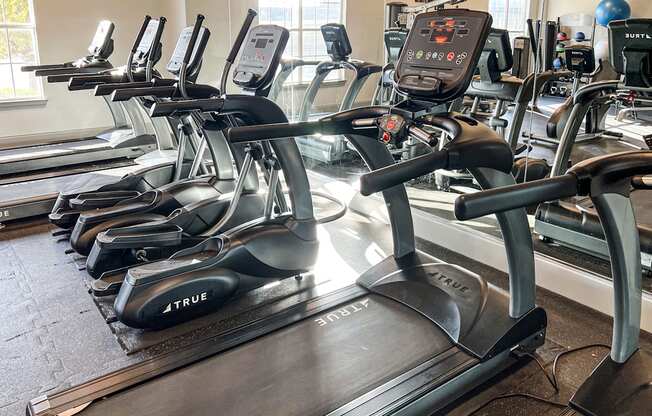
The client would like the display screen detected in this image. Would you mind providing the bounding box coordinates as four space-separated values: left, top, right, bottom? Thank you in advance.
430 28 455 44
255 38 269 49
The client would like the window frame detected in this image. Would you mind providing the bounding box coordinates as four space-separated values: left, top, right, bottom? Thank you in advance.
259 0 347 86
488 0 530 40
0 0 44 104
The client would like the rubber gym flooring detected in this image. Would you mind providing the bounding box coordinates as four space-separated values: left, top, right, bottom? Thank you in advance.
2 202 651 416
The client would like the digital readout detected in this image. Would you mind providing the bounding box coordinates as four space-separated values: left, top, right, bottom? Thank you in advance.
430 28 455 44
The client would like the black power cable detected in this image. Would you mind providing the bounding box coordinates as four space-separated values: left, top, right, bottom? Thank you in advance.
463 343 611 415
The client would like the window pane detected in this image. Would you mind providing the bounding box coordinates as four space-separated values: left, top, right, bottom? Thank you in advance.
0 64 13 98
8 28 35 63
259 0 300 29
488 0 507 29
0 29 8 63
12 63 38 97
3 0 32 24
302 30 327 59
302 0 341 29
507 0 525 32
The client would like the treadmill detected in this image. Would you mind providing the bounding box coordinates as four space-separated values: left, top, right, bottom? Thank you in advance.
534 19 652 271
9 20 157 175
296 23 382 164
0 21 168 224
27 9 547 416
371 27 408 106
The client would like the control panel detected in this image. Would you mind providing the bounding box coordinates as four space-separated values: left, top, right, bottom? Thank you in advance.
564 45 595 74
395 9 492 101
321 23 353 61
135 19 161 58
88 20 115 57
384 29 408 64
608 18 652 87
167 26 210 75
233 25 289 90
484 28 513 72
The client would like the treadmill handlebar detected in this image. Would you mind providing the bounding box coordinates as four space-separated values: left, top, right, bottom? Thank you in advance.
111 85 177 101
150 98 225 117
69 74 125 91
573 79 620 105
22 62 74 72
454 175 579 220
360 149 449 196
95 81 154 96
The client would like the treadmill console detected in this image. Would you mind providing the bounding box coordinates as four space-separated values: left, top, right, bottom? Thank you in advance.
384 29 409 64
321 23 353 61
564 45 595 74
166 26 210 75
394 9 492 102
134 19 161 61
608 19 652 87
88 20 115 58
476 28 513 82
484 29 513 72
233 25 289 91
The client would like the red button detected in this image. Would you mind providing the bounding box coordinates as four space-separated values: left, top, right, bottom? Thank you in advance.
387 120 396 130
382 132 391 143
447 52 455 61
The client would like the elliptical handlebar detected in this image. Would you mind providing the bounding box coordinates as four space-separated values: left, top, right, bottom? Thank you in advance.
220 9 258 95
182 15 205 65
146 17 167 81
131 16 152 54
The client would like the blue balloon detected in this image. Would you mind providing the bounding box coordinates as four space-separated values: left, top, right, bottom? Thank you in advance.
575 31 586 41
595 0 631 27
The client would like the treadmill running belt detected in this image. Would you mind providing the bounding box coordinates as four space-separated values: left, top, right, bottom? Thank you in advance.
78 294 464 416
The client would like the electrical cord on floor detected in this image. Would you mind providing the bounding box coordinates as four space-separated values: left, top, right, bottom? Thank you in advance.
463 343 611 415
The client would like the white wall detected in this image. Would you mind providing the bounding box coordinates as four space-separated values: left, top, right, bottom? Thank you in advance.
0 0 186 141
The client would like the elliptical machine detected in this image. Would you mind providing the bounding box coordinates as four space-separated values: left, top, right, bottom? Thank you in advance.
81 15 285 285
86 24 321 330
49 16 213 230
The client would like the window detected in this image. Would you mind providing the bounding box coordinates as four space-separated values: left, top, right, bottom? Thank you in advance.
259 0 345 84
488 0 529 40
0 0 42 101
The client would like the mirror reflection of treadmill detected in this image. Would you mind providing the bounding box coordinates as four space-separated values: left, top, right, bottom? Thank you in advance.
296 23 382 164
0 19 178 224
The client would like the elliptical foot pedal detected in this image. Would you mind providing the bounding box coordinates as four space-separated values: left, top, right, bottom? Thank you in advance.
51 229 71 237
91 271 127 297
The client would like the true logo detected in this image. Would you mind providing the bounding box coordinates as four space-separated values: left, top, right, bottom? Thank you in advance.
625 33 652 39
315 298 370 327
162 292 209 314
427 271 470 294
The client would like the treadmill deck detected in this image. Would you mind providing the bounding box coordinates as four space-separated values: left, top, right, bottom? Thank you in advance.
75 294 472 416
